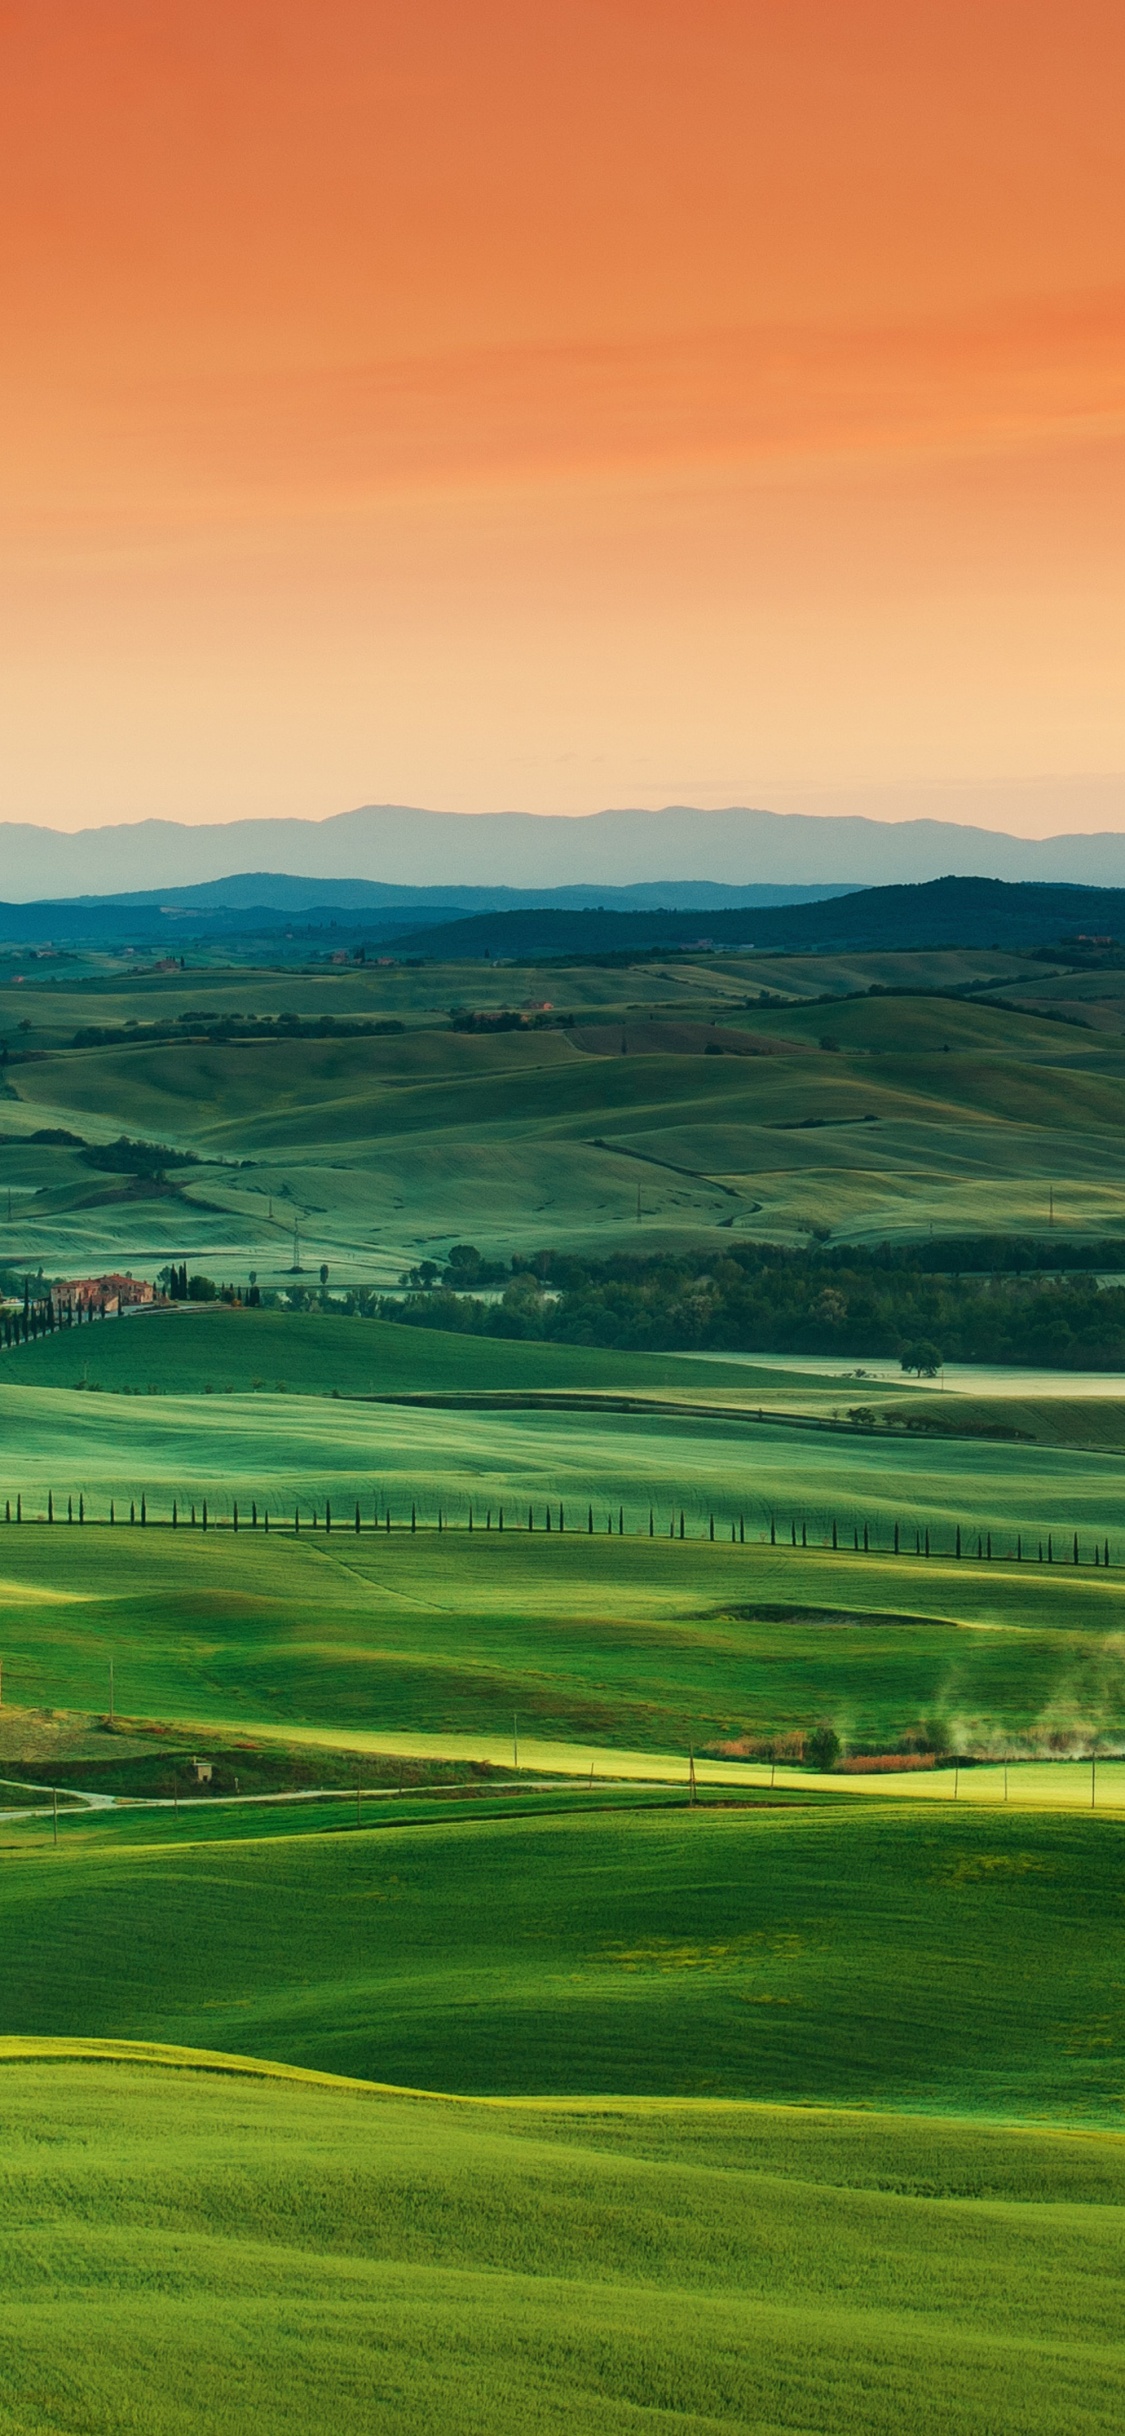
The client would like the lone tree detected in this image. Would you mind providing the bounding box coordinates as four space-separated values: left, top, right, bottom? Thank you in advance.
901 1340 942 1378
806 1722 841 1772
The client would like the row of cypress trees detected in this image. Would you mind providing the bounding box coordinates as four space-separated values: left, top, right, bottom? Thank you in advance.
0 1492 1111 1565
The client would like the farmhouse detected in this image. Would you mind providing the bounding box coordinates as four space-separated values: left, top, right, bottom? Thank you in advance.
50 1272 156 1317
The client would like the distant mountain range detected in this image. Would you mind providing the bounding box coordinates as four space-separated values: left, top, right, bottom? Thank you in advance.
2 874 1124 960
0 875 851 948
7 800 1125 902
385 877 1125 961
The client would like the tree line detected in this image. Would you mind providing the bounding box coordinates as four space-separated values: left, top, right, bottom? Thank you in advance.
378 1239 1125 1368
0 1492 1111 1568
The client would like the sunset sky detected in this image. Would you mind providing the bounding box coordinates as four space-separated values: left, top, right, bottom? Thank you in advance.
1 1 1123 833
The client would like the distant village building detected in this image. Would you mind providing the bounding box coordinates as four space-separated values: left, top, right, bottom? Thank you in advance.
50 1272 157 1318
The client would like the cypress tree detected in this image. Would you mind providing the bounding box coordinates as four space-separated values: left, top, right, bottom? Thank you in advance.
1073 1532 1079 1565
252 1502 257 1528
649 1507 654 1537
1048 1533 1053 1561
801 1521 807 1548
739 1516 745 1544
791 1520 796 1547
295 1505 301 1532
853 1525 859 1552
16 1495 21 1523
202 1500 207 1532
863 1522 869 1553
832 1519 837 1549
79 1495 84 1524
894 1522 899 1554
1105 1538 1110 1567
355 1501 360 1533
172 1501 177 1528
987 1532 992 1560
232 1501 238 1533
924 1527 930 1557
129 1500 134 1526
619 1506 624 1535
67 1496 72 1524
545 1506 550 1531
588 1505 593 1534
956 1524 961 1557
498 1506 504 1530
48 1491 53 1523
325 1499 331 1534
191 1504 195 1526
679 1511 685 1540
264 1509 269 1533
528 1505 533 1531
559 1503 565 1532
411 1503 416 1533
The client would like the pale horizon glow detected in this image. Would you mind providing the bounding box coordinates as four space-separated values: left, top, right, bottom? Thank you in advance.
2 3 1123 840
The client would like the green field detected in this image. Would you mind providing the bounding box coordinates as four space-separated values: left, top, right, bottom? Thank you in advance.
0 1302 777 1399
6 944 1125 1272
0 1524 1122 1762
0 2056 1120 2436
4 946 1125 2428
0 1793 1122 2113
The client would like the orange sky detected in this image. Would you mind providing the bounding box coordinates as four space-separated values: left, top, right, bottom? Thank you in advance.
1 0 1123 833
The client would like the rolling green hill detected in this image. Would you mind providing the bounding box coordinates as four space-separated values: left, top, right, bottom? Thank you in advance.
0 1524 1120 1759
5 947 1125 1273
1 2056 1120 2436
0 1304 775 1398
0 1796 1121 2117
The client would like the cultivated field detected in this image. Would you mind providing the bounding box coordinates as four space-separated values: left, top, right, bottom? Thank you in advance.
5 944 1125 1273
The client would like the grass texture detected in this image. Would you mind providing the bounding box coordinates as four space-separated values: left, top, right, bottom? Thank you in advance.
0 2056 1121 2435
0 1524 1122 1754
0 1796 1121 2120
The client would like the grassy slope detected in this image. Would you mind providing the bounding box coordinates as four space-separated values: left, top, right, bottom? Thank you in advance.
0 1372 1120 1567
0 1797 1121 2120
8 966 1125 1267
0 2059 1120 2436
0 1529 1120 1754
0 1305 780 1398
